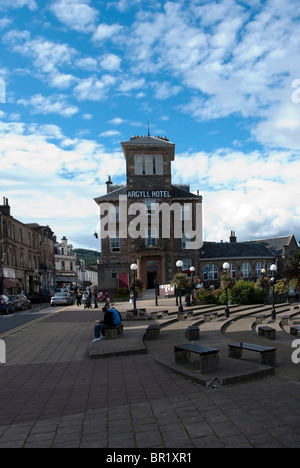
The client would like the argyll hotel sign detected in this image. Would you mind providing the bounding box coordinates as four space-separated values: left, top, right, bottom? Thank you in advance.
127 190 171 199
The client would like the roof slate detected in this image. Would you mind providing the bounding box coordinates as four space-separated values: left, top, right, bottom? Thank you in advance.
199 242 275 260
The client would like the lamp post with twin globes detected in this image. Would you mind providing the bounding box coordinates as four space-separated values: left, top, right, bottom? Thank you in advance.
130 263 138 316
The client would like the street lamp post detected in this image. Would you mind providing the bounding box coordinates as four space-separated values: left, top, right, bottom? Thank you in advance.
270 264 277 321
176 260 183 313
130 263 138 316
190 266 195 306
223 262 231 318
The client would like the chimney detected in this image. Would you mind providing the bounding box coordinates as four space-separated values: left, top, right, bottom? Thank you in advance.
106 176 113 194
230 231 237 243
0 197 11 216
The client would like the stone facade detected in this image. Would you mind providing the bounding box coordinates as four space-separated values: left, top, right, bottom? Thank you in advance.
94 135 203 292
0 199 56 294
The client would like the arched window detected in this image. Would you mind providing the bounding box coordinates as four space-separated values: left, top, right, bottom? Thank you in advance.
241 262 252 279
228 263 236 279
255 261 264 277
204 264 218 281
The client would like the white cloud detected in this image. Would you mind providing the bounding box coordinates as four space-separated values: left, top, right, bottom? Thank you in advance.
50 0 99 33
0 0 37 11
99 130 121 138
118 77 146 93
3 30 78 89
92 23 123 42
74 75 116 101
99 54 121 72
173 147 300 242
0 120 126 247
17 94 79 117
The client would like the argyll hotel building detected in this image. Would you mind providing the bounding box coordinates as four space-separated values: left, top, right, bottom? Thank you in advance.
94 135 203 291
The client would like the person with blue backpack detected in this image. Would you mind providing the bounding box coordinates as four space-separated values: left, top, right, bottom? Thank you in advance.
93 302 122 342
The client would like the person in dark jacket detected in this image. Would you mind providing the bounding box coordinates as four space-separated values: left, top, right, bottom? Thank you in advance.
93 303 121 342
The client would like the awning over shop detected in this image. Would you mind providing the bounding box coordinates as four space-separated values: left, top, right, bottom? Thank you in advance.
56 276 76 283
3 278 22 289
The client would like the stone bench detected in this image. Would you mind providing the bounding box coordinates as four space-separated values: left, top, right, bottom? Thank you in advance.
186 325 200 341
174 343 219 373
105 323 124 340
281 315 292 326
126 308 146 319
177 311 194 321
290 326 300 336
144 324 160 340
255 314 267 325
203 312 218 322
258 326 276 340
228 342 276 367
150 310 167 320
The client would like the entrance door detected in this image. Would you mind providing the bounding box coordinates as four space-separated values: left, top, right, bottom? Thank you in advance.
147 271 157 289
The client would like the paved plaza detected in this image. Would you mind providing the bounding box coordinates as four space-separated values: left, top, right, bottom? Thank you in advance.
0 298 300 448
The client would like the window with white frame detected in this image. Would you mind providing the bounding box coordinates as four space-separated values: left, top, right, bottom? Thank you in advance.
145 154 153 175
109 205 119 223
135 154 143 175
182 259 192 270
181 204 191 221
134 154 164 176
146 228 157 247
155 154 163 175
241 262 252 278
226 263 236 279
110 237 121 252
266 262 272 276
255 261 264 277
204 264 218 280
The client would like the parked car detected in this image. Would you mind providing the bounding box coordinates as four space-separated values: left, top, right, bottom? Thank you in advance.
0 295 15 314
50 292 73 307
8 294 31 311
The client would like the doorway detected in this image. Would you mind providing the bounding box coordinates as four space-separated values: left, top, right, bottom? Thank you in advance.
147 271 157 289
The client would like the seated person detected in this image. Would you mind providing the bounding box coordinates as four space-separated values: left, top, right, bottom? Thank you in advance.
93 302 122 342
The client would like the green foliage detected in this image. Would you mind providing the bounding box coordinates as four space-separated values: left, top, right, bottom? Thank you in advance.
274 279 288 295
197 287 219 304
229 279 264 305
114 288 130 298
172 273 189 290
197 279 265 306
73 249 101 266
284 250 300 289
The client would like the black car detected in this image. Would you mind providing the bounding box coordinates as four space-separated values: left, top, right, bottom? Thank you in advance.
0 295 15 314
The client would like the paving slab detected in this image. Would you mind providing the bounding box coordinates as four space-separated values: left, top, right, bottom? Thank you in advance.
0 299 300 448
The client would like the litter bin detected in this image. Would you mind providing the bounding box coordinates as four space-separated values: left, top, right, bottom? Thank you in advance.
185 294 191 307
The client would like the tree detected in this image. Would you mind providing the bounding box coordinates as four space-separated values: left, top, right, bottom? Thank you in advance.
284 251 300 289
172 273 189 291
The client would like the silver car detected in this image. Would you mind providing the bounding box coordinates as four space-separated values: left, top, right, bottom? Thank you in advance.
50 292 73 307
8 294 31 311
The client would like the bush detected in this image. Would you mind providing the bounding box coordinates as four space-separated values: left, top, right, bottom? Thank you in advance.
114 288 130 299
229 279 264 305
197 287 219 304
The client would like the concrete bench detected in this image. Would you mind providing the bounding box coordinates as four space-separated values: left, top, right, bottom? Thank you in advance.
186 325 200 341
228 342 276 367
258 326 276 340
255 314 267 325
105 323 124 340
150 310 167 320
281 315 292 326
144 324 160 340
174 343 219 373
204 312 218 322
290 326 300 336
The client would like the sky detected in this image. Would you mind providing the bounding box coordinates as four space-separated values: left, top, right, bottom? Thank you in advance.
0 0 300 251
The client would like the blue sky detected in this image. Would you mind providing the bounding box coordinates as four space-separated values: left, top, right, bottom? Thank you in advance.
0 0 300 250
